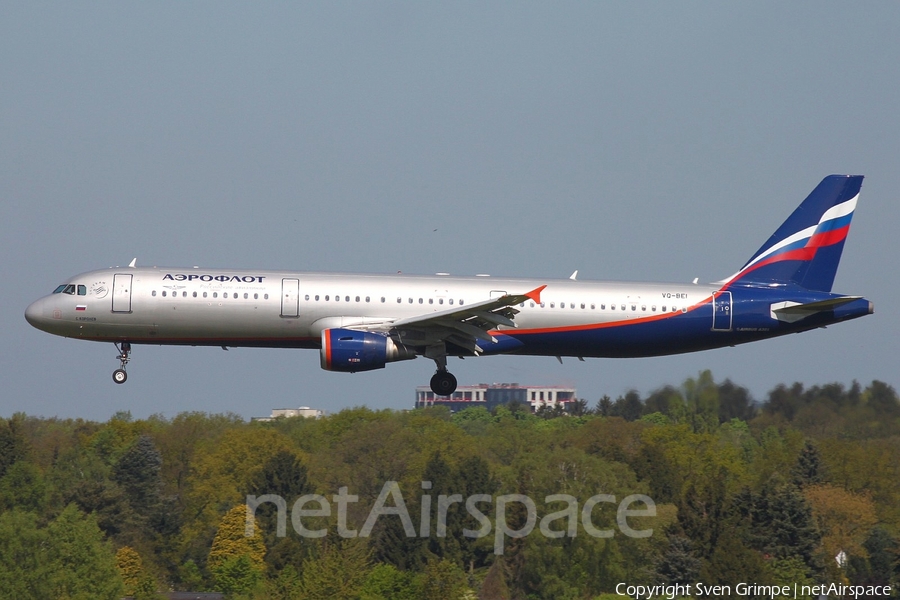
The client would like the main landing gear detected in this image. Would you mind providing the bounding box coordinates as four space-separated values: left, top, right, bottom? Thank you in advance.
429 354 458 396
113 342 131 384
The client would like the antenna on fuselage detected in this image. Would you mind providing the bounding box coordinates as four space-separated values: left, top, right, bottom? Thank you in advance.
569 270 578 281
128 258 137 268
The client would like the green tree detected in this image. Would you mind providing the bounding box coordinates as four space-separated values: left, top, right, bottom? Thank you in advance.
419 557 470 600
209 504 267 594
0 460 48 511
45 504 125 600
656 535 701 585
610 391 643 422
717 379 757 422
298 537 373 600
791 440 824 488
682 370 720 433
112 434 163 514
0 414 28 479
741 480 822 574
701 530 772 594
359 563 418 600
0 509 49 598
594 395 613 416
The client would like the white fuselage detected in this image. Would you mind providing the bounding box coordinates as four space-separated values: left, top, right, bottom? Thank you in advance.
26 266 709 355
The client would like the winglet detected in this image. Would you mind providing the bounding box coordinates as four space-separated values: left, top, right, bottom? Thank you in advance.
525 285 547 304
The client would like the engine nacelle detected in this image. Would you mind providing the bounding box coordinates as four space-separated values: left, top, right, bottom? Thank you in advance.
320 328 416 372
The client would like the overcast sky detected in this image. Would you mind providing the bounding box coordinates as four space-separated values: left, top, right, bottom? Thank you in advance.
3 3 898 421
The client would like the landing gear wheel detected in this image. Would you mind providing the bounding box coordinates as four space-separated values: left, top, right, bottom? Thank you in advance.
430 371 458 396
113 342 132 384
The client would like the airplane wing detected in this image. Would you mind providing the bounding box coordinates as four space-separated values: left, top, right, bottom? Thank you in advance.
770 296 862 323
370 285 546 355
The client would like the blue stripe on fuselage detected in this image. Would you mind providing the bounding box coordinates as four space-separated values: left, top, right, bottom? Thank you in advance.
479 288 871 359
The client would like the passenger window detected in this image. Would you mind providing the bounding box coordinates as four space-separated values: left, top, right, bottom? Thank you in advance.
581 303 585 309
234 293 238 299
529 302 534 307
356 296 360 302
345 296 350 302
152 290 157 297
591 304 596 310
419 298 423 304
325 295 330 301
397 297 401 303
264 294 269 300
203 292 208 298
428 298 433 304
314 295 319 301
162 291 167 297
183 292 187 298
193 291 197 298
439 299 443 305
662 305 666 312
652 306 656 312
450 299 454 305
213 292 217 298
611 304 615 310
641 305 646 311
365 297 370 303
621 305 625 311
409 298 413 304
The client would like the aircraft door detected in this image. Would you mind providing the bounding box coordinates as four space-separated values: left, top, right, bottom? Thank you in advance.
112 274 133 313
281 278 300 318
712 291 732 331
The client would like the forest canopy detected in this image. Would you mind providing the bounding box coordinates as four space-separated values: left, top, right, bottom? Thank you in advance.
0 372 898 600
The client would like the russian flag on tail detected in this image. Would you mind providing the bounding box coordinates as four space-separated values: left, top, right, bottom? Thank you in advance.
723 175 862 293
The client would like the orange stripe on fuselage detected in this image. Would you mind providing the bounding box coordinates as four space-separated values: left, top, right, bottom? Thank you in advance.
491 295 714 336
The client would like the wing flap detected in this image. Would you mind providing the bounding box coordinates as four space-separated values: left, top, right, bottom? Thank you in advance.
365 285 546 354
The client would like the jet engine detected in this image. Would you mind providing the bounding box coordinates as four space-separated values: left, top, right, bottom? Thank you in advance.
320 328 416 372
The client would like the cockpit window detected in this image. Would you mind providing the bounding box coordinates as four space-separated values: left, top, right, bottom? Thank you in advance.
77 285 87 296
63 285 76 295
53 285 67 294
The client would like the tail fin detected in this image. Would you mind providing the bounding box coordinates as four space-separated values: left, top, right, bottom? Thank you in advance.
723 175 863 292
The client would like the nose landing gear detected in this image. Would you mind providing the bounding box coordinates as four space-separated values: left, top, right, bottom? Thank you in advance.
113 342 131 384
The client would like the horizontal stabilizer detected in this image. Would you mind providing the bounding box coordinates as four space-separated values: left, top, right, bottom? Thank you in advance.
770 296 862 323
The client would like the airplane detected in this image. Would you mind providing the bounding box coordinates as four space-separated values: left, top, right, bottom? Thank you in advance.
25 175 873 396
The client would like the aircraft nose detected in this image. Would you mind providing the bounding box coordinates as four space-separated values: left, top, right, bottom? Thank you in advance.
25 298 47 329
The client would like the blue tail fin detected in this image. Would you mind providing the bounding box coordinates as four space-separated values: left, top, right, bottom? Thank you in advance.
723 175 863 292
